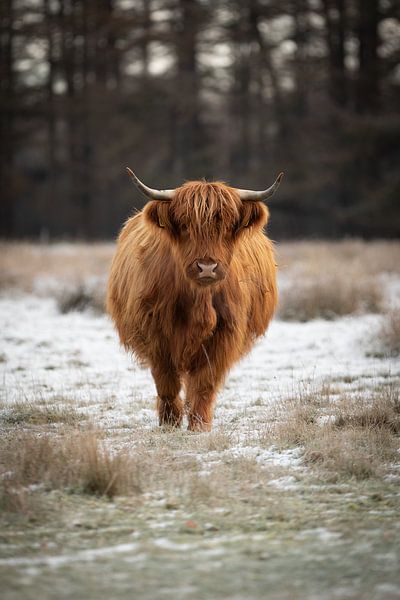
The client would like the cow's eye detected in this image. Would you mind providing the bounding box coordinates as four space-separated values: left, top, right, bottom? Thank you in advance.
234 220 250 233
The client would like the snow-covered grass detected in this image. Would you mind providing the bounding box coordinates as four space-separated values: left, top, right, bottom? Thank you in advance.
0 400 84 426
1 240 400 600
267 384 400 480
1 240 399 486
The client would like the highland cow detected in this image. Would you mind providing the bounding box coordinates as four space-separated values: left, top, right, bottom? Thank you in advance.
107 169 283 431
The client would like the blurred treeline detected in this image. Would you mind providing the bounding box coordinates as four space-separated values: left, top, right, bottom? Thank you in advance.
1 0 399 240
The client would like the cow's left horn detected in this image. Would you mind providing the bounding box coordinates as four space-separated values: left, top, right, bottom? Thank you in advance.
236 172 284 202
126 167 175 201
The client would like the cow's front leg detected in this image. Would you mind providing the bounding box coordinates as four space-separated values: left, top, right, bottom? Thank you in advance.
185 368 221 432
151 364 183 428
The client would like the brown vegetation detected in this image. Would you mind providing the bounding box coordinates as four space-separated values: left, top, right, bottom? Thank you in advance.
276 240 400 321
0 430 137 513
0 400 84 426
268 383 400 480
373 308 400 357
57 284 105 314
278 276 383 321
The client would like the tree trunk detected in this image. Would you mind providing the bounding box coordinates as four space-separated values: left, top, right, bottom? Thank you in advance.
322 0 348 107
356 0 380 113
173 0 205 179
44 0 57 237
0 0 16 236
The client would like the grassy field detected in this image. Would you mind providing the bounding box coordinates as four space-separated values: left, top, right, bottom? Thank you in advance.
1 240 400 600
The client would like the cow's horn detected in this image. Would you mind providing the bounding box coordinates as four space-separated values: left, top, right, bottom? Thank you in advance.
236 172 284 202
126 167 175 201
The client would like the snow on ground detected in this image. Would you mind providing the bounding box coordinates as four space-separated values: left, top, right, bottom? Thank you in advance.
1 293 398 447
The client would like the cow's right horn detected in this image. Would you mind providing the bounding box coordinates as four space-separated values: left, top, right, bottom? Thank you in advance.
126 167 175 201
236 172 284 202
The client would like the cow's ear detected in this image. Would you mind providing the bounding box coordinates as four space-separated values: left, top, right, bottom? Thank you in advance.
144 201 174 232
237 202 269 232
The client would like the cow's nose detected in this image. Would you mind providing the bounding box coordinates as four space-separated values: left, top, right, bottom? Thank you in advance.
196 261 218 279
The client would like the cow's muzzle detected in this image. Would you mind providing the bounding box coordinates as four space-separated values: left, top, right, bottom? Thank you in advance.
186 258 225 286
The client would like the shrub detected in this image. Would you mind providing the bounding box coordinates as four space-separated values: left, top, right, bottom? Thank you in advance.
279 276 383 321
373 309 400 357
57 283 105 314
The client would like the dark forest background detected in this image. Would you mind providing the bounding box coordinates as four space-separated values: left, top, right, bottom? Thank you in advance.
1 0 399 240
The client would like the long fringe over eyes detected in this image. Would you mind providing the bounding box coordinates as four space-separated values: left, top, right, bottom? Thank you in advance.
171 182 242 238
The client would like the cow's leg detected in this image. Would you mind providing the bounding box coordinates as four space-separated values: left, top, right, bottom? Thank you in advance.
152 364 183 428
185 367 221 432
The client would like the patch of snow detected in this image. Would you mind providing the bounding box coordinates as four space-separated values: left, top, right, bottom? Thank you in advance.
295 528 342 542
0 542 140 568
374 583 400 595
268 475 299 491
148 522 171 529
153 538 197 552
317 415 337 426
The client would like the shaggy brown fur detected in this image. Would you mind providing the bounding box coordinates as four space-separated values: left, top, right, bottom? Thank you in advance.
107 181 277 431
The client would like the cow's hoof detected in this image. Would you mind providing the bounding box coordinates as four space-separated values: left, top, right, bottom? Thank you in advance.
159 416 183 429
187 417 211 432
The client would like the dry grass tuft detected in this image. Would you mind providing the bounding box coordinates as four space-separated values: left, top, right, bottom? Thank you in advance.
57 283 105 314
77 433 136 497
276 240 400 321
201 430 233 452
372 308 400 357
269 383 400 480
278 276 383 321
0 401 84 426
333 389 400 433
303 427 394 480
0 430 138 512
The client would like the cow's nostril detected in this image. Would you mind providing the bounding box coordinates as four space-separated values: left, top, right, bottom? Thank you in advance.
197 261 218 278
